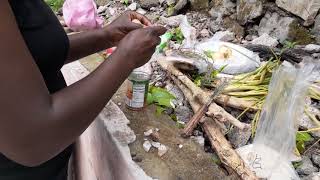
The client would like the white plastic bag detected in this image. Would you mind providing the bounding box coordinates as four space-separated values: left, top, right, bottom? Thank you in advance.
237 61 318 180
63 0 104 31
195 40 261 75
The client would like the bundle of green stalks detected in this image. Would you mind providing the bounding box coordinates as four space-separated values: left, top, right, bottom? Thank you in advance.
216 59 320 137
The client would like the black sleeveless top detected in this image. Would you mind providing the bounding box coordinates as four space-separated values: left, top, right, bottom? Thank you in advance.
0 1 73 179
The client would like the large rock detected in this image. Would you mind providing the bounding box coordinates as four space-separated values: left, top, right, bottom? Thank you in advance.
223 17 245 38
302 172 320 180
312 153 320 167
190 0 209 10
209 0 236 20
236 0 263 25
276 0 320 26
258 12 315 44
139 0 159 9
211 30 235 42
312 14 320 44
227 126 251 148
251 33 279 47
296 156 319 176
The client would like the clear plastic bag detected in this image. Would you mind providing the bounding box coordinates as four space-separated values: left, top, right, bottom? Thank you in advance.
62 0 103 31
237 60 318 180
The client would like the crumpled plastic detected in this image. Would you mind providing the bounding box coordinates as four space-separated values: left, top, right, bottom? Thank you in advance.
62 0 104 31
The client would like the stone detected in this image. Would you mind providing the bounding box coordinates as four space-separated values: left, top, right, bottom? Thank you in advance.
95 0 110 6
258 12 315 44
312 153 320 167
136 8 147 15
191 136 205 146
158 15 184 27
128 2 138 11
172 0 188 15
222 17 244 38
150 131 160 142
178 144 183 148
210 30 235 42
236 0 263 25
166 0 176 6
209 0 236 20
174 106 193 123
251 33 279 47
165 82 185 106
97 5 108 14
139 0 159 9
200 29 210 38
276 0 320 26
158 144 168 157
312 14 320 43
209 21 222 33
305 44 320 52
143 140 152 152
302 172 320 180
151 141 161 148
296 156 319 176
227 126 251 148
299 103 320 138
190 0 209 10
144 129 153 136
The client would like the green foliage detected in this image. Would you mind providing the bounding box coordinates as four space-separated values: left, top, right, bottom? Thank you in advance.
147 86 176 115
283 40 298 49
292 161 303 169
171 27 185 44
296 132 312 153
45 0 64 12
192 65 227 87
204 50 215 60
211 154 222 165
176 121 185 129
123 0 129 6
167 5 175 16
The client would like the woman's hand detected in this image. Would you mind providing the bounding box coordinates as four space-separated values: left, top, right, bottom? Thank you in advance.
104 11 152 47
113 26 167 68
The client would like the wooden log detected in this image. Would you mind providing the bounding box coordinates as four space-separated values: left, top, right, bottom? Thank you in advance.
158 59 250 130
170 76 258 180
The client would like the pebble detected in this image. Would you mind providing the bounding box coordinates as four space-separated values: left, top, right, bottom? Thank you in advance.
144 129 153 136
312 153 320 167
151 141 161 148
158 144 168 157
200 29 210 38
117 102 122 106
178 144 183 149
128 3 138 11
150 131 160 142
191 136 205 146
143 140 152 152
136 8 147 15
296 156 319 176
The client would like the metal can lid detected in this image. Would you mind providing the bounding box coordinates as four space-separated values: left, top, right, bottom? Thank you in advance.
129 70 151 82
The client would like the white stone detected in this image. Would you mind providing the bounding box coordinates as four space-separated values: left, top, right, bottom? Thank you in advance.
178 144 183 149
299 103 320 138
151 141 161 148
97 5 108 14
200 29 210 38
128 3 138 11
211 30 235 42
158 144 168 157
276 0 320 25
143 141 152 152
304 44 320 51
136 8 147 15
258 12 295 43
144 129 153 136
251 33 279 47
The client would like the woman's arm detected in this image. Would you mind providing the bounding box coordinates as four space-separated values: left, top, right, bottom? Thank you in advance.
65 11 152 63
0 1 166 167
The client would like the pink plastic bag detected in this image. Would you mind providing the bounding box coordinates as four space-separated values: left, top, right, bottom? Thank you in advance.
63 0 104 31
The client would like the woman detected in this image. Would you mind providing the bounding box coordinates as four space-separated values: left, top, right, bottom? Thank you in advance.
0 0 166 179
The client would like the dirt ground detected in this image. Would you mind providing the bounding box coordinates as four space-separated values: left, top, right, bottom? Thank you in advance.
79 54 237 180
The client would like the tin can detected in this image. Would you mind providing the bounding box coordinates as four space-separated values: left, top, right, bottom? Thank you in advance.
125 71 150 110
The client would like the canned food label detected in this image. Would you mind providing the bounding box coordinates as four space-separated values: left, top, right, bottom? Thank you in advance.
126 81 146 108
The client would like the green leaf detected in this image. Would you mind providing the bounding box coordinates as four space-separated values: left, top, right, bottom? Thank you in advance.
167 5 175 16
124 0 129 5
176 121 185 129
147 93 154 105
292 161 303 169
211 65 227 79
296 141 305 153
157 98 174 108
172 28 184 44
204 50 214 59
296 132 312 142
170 114 177 121
150 86 176 100
156 106 165 116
